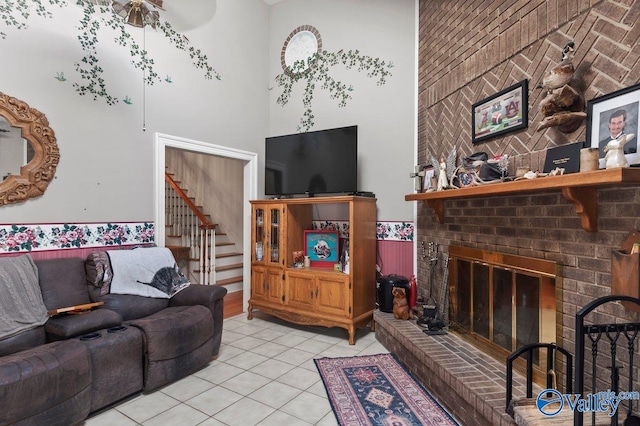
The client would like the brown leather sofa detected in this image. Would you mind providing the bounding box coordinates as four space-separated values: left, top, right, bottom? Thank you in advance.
0 255 227 426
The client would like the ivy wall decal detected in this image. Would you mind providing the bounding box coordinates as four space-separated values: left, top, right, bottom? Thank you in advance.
275 49 394 132
0 0 218 105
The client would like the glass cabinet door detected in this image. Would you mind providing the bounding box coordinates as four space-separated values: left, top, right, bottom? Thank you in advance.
254 208 265 262
269 208 280 264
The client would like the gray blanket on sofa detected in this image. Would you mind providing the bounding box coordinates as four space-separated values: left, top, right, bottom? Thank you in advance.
108 247 190 298
0 254 48 339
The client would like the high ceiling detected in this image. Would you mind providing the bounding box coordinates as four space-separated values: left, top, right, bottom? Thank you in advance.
263 0 284 5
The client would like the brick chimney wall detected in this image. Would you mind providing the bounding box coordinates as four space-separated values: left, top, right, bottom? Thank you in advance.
417 0 640 357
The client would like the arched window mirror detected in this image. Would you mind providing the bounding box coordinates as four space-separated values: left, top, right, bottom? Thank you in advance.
281 25 322 75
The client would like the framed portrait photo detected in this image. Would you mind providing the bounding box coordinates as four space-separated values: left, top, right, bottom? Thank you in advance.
586 83 640 168
422 165 435 192
304 230 339 267
472 79 529 145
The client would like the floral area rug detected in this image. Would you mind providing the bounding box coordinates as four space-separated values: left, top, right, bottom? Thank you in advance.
315 353 459 426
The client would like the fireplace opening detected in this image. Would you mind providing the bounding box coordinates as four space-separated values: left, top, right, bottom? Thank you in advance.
448 246 559 379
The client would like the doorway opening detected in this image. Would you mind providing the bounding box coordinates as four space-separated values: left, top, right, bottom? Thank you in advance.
153 133 258 312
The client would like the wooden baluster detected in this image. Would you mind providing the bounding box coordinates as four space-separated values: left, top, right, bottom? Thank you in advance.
209 227 216 285
181 209 189 248
172 190 178 236
165 181 170 226
199 227 205 285
205 228 212 285
191 215 198 262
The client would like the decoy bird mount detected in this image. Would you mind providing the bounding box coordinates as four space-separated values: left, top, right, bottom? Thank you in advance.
536 41 587 133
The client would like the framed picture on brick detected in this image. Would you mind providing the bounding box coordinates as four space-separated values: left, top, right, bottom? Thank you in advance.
472 80 529 145
586 83 640 168
422 165 435 192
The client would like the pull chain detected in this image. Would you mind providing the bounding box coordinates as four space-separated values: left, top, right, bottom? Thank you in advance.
142 24 147 132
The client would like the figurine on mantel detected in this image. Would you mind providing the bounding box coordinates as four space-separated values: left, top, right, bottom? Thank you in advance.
437 156 448 190
604 133 635 169
430 147 457 191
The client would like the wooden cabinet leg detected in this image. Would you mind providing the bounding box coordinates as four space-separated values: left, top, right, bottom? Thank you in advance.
247 305 253 320
348 326 356 345
370 320 376 332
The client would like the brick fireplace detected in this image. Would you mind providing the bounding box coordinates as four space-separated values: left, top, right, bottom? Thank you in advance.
376 186 640 425
407 0 640 423
412 0 640 386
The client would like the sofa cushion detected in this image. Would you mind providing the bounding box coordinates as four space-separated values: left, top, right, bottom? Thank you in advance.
88 286 170 321
45 308 123 340
85 251 113 296
36 257 91 310
0 339 91 426
0 254 49 340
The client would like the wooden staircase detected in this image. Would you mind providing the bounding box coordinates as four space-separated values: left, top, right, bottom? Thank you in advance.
164 171 244 316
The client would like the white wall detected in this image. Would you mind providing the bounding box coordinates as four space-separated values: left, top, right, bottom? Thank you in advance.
268 0 416 221
0 0 416 225
0 0 270 223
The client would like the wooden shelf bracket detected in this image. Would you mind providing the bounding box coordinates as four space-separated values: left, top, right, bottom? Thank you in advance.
561 186 597 232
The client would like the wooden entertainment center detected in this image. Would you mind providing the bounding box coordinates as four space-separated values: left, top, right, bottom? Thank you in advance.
247 195 377 344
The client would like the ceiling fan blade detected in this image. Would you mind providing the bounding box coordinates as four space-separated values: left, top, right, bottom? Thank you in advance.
112 1 133 19
146 0 164 10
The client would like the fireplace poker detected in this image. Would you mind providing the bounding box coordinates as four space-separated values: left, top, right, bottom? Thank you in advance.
424 242 438 319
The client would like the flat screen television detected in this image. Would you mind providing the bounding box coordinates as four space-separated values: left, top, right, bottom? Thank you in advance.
265 125 357 197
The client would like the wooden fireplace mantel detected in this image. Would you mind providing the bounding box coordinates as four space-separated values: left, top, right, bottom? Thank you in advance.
405 168 640 232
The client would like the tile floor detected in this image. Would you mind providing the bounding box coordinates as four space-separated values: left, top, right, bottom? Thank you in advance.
82 311 389 426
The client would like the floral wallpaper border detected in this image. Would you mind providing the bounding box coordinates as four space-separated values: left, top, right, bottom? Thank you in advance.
0 220 411 254
0 222 154 253
313 220 414 242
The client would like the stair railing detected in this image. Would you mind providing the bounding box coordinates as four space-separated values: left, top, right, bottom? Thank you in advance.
165 172 217 285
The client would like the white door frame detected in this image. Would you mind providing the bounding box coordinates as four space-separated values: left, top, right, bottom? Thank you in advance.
154 132 258 311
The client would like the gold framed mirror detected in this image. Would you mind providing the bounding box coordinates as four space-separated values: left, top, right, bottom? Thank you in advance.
0 92 59 206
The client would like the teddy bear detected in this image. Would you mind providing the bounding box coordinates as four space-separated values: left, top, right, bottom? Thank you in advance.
392 287 413 320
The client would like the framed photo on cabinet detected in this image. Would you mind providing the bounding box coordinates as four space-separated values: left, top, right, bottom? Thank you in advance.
304 230 339 267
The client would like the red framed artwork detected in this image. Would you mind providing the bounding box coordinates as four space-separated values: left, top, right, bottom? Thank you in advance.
304 230 339 267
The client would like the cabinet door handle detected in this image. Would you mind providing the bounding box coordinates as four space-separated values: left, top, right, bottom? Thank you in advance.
315 288 318 298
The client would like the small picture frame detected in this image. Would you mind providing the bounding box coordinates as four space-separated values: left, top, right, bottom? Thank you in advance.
422 165 435 192
586 83 640 168
304 230 339 267
472 79 528 145
292 250 304 268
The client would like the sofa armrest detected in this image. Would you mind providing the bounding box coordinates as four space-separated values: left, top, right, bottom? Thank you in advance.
169 284 227 307
45 308 123 341
0 326 45 357
169 284 227 356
